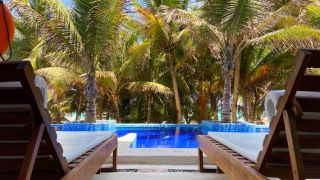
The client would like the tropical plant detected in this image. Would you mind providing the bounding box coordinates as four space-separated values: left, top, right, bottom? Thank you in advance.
36 67 85 122
132 0 191 124
162 0 320 122
239 46 294 122
9 0 320 125
10 0 124 122
128 81 172 123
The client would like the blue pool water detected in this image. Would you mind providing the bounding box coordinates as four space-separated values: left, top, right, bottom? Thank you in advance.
52 121 269 148
116 125 202 148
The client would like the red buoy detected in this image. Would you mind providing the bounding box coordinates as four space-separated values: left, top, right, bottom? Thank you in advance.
0 3 14 54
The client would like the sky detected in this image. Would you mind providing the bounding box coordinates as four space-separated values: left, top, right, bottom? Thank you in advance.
62 0 74 7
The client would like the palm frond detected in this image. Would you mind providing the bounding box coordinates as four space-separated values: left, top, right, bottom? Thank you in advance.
129 41 152 63
120 41 152 77
96 71 118 92
306 4 320 28
223 0 264 36
11 0 84 66
24 42 43 69
42 0 84 51
249 64 274 84
36 67 84 90
132 1 170 42
10 0 46 28
144 0 189 9
160 6 205 26
128 81 173 95
250 1 309 38
201 0 229 26
73 0 124 57
250 25 320 51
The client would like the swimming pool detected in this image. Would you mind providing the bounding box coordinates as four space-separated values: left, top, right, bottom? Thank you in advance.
116 125 202 148
52 121 270 148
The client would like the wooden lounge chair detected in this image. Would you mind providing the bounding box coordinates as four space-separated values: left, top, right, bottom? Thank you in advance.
198 49 320 180
0 61 117 180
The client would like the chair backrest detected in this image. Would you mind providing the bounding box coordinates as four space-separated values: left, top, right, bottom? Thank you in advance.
256 49 320 179
0 61 69 179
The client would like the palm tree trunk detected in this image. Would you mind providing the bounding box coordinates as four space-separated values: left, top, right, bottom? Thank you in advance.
184 109 190 124
85 62 97 123
248 96 253 122
112 95 121 123
97 96 105 120
231 56 241 122
210 93 218 120
76 91 84 121
137 101 142 122
243 94 249 121
147 93 153 124
221 46 233 122
168 51 182 124
199 80 207 122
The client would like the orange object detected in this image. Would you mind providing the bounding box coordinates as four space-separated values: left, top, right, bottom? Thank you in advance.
0 3 14 54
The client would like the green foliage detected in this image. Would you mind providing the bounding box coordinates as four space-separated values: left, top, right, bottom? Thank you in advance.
251 26 320 51
306 5 320 28
9 0 320 124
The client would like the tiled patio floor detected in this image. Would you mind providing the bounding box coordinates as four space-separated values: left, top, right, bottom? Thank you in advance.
93 172 229 180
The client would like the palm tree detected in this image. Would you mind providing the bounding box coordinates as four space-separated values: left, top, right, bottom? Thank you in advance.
36 67 85 122
177 21 220 122
95 70 125 122
162 0 320 122
128 81 172 123
132 0 190 124
239 47 294 122
120 35 174 123
10 0 124 122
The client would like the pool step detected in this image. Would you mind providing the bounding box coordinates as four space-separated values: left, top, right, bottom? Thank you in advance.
106 140 214 165
106 134 214 166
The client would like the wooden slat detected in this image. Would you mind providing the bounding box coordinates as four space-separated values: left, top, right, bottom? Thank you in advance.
0 157 56 172
305 50 320 68
0 62 22 82
296 97 320 112
0 127 30 140
268 151 320 168
0 172 61 180
0 105 31 112
274 133 320 148
0 113 31 125
297 118 320 132
298 75 320 91
0 141 49 156
0 87 29 104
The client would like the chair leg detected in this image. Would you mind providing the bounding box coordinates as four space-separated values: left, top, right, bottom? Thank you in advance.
198 149 204 172
283 110 305 180
216 167 223 174
112 148 117 172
